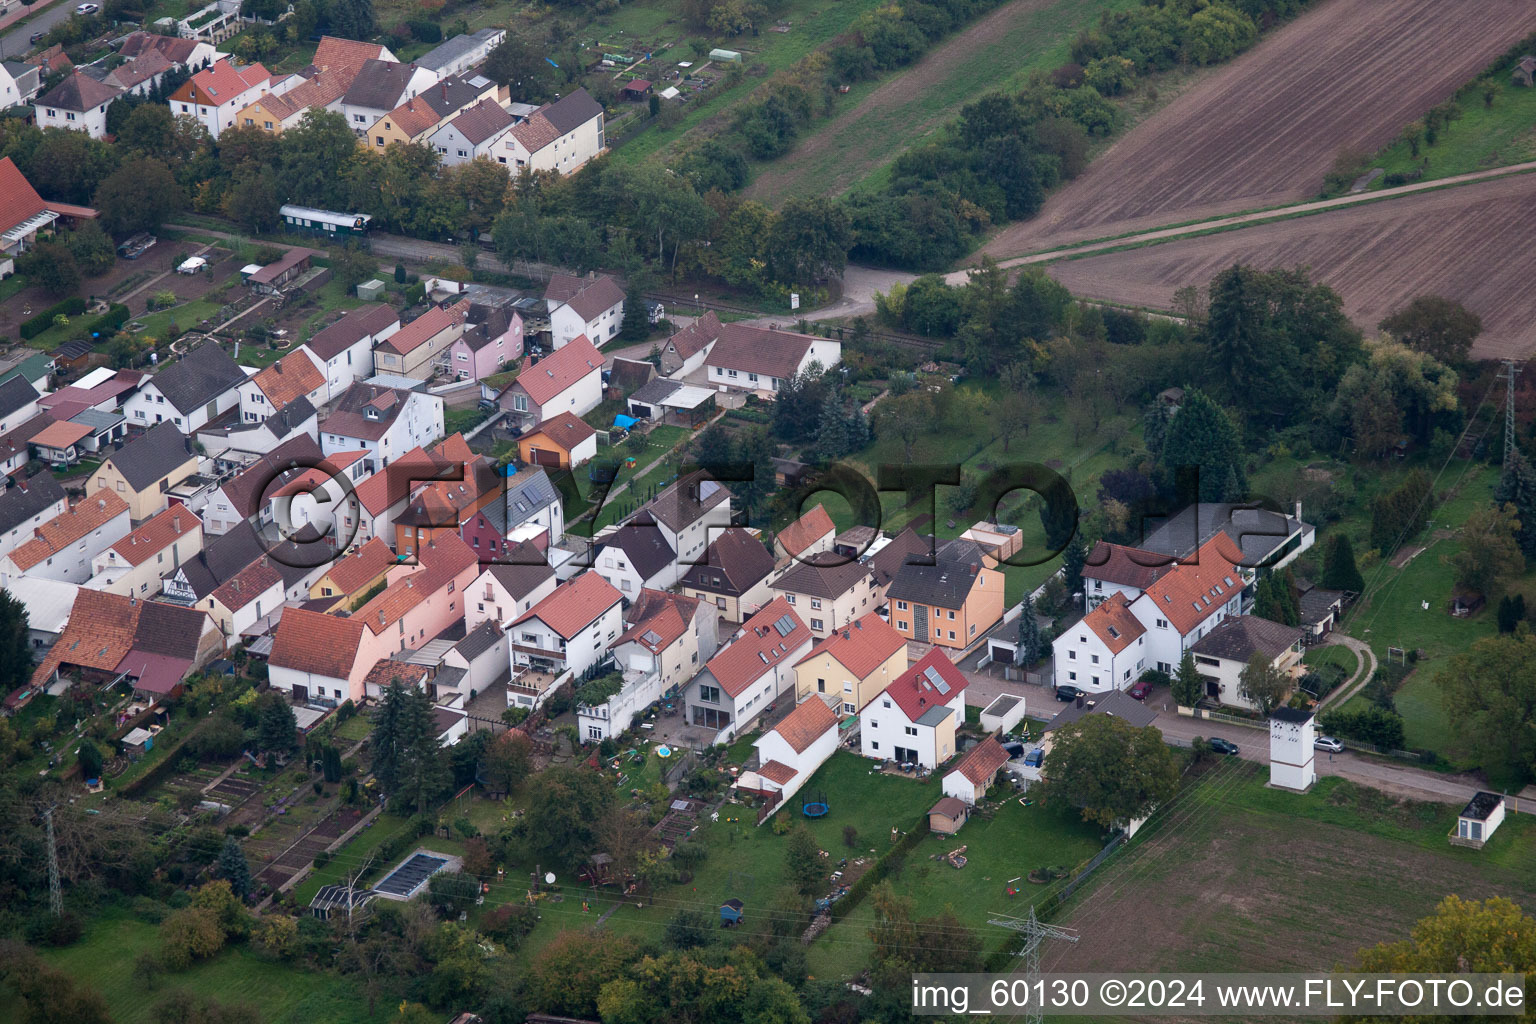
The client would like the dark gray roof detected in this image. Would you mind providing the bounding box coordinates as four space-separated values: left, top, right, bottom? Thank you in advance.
1044 689 1158 733
503 466 559 528
598 521 676 582
635 471 729 533
149 342 246 415
1461 791 1503 821
680 527 775 596
134 601 207 660
483 542 556 599
0 473 65 536
885 542 987 610
107 422 195 491
342 59 422 111
1138 502 1312 568
1296 579 1347 625
608 357 655 396
415 30 499 72
174 521 267 600
219 434 324 520
629 377 681 407
773 550 872 600
454 619 503 662
916 704 954 727
306 304 399 361
868 528 932 587
1189 615 1302 663
0 376 39 421
542 87 603 134
1269 706 1313 725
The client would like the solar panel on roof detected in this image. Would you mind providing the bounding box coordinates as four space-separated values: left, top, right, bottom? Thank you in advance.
773 615 795 636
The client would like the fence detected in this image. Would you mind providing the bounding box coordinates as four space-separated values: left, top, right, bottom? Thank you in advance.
982 831 1128 971
1176 706 1268 730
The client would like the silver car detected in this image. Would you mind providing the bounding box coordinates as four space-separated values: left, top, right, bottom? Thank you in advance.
1315 735 1344 753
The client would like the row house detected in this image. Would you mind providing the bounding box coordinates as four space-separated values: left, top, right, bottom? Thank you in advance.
544 273 625 349
0 491 131 586
580 589 718 741
319 383 445 471
372 300 470 380
678 527 777 623
683 597 813 743
301 304 401 400
86 505 204 597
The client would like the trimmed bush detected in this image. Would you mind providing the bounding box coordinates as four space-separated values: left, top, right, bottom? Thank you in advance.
21 297 87 339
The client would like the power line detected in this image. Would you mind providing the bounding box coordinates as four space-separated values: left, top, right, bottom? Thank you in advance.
988 908 1077 1024
44 806 61 917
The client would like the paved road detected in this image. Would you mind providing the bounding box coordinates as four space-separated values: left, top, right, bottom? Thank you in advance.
0 0 68 61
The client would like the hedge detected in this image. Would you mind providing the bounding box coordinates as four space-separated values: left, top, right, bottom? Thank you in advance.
84 303 131 339
20 297 87 340
826 816 929 923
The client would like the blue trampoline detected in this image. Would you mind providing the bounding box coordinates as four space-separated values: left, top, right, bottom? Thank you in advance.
801 791 829 818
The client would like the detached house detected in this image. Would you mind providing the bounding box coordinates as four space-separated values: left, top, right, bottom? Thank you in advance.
704 324 840 397
746 695 839 819
86 504 203 597
91 423 198 522
0 491 131 585
445 302 521 380
679 527 777 622
123 342 247 433
1188 615 1304 711
167 59 273 139
320 383 445 470
517 412 596 470
594 520 678 596
859 648 968 769
0 59 42 108
302 304 402 399
500 88 606 173
771 552 879 639
237 349 327 424
34 72 121 137
793 611 908 714
430 98 513 165
941 735 1011 806
684 597 812 743
374 299 471 380
887 538 1005 651
508 570 624 678
1051 591 1148 695
544 273 625 349
496 335 604 431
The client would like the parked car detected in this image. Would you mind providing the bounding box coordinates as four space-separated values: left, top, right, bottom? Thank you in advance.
477 398 498 413
75 4 100 14
1208 737 1240 756
1315 735 1345 753
1055 684 1084 702
30 30 46 43
1023 747 1044 768
1128 679 1153 701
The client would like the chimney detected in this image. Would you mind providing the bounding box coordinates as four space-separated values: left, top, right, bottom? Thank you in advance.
173 514 181 533
98 498 105 510
129 596 136 606
1295 500 1302 522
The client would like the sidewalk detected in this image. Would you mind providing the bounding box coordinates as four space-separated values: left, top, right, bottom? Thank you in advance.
0 0 60 36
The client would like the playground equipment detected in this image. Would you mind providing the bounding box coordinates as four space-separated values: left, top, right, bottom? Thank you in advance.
720 898 744 927
801 790 829 818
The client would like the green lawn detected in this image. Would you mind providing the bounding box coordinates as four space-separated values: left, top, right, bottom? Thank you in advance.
445 407 491 437
39 910 383 1024
1392 669 1455 756
584 424 696 531
1302 644 1357 679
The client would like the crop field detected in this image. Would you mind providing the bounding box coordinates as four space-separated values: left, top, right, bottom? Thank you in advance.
979 0 1536 258
1043 171 1536 359
744 0 1134 205
1041 764 1536 979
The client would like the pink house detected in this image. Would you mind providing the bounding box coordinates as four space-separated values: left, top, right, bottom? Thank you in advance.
446 303 523 381
267 532 480 702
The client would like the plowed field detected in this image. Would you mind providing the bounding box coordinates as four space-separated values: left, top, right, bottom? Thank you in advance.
981 0 1536 257
1045 171 1536 359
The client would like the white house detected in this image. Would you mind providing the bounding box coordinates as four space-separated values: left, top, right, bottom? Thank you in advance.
499 88 605 174
1188 614 1304 711
416 28 506 78
1083 540 1173 611
442 620 511 697
466 552 558 633
544 274 625 349
704 324 840 397
859 648 967 769
237 349 328 424
746 696 839 820
302 304 402 399
657 312 721 378
0 475 68 561
319 383 445 471
683 597 812 744
429 98 512 165
1051 591 1148 695
594 520 680 596
122 342 248 433
580 590 718 741
1126 534 1249 676
496 335 604 431
1269 707 1316 791
625 471 732 567
167 59 274 139
339 59 440 134
508 570 625 678
0 491 131 586
34 72 121 138
0 59 42 108
941 735 1012 806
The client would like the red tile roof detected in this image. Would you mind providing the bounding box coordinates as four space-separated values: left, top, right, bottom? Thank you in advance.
0 158 53 233
353 443 439 516
1081 591 1146 655
363 658 429 693
795 612 905 680
615 589 698 654
663 311 721 361
705 596 810 698
380 93 449 138
29 419 91 449
377 299 470 356
269 607 367 679
31 588 139 684
757 759 797 785
319 537 398 594
171 59 270 105
444 97 512 145
312 36 391 79
10 492 129 571
508 110 559 154
1139 534 1246 635
507 335 603 406
768 695 837 754
1085 540 1173 590
355 533 478 634
511 570 622 639
879 648 967 724
212 557 282 611
777 503 835 558
104 505 199 567
948 735 1009 787
251 349 324 408
524 411 595 453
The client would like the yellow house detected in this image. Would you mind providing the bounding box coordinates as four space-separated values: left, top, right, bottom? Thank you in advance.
91 423 198 523
88 505 205 597
307 536 397 610
793 611 908 715
231 67 353 134
365 76 498 150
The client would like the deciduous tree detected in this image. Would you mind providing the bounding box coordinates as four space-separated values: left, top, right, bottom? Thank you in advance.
94 156 182 237
1439 632 1536 787
1378 295 1482 366
1041 714 1178 828
1238 652 1290 716
1452 502 1523 597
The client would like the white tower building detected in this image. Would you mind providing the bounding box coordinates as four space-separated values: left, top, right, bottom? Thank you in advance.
1269 707 1316 791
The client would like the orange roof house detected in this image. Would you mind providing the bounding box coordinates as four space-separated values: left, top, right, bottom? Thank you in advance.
747 694 840 818
517 411 596 469
308 536 399 610
687 597 813 740
942 735 1011 806
775 503 835 562
2 491 131 583
508 570 624 678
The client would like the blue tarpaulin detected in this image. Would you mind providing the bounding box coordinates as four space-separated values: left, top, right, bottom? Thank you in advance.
613 414 640 430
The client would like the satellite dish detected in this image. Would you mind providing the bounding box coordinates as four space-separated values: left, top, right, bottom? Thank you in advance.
544 872 556 885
